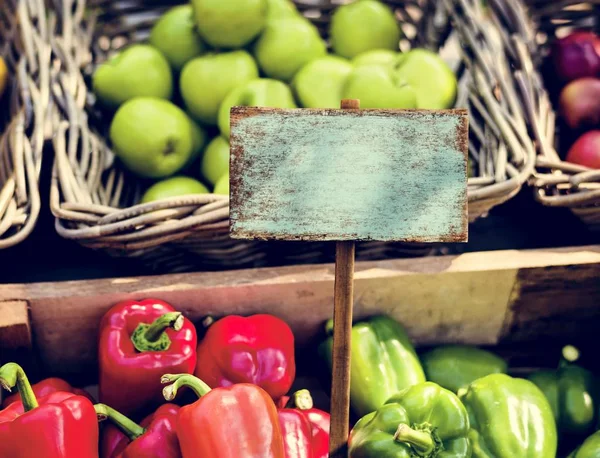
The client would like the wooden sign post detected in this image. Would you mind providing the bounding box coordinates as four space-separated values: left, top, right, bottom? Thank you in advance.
229 100 468 457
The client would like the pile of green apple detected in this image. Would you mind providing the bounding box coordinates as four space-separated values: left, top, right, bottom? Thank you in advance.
92 0 459 204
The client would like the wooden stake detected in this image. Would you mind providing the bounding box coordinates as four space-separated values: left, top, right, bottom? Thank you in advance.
228 96 468 455
329 98 360 457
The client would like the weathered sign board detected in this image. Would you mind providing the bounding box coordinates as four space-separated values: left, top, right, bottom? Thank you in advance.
229 100 469 457
230 105 468 243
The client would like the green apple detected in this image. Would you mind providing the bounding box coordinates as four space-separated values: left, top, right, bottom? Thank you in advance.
183 119 209 169
254 17 326 82
180 51 259 125
330 0 400 59
292 55 353 108
149 5 206 71
342 65 416 109
93 45 172 108
394 49 457 109
266 0 299 20
110 97 204 178
201 136 229 185
213 173 230 195
352 49 403 68
191 0 267 48
141 176 210 203
218 78 297 138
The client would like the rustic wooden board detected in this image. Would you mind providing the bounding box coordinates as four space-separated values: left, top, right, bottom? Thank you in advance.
1 245 599 379
0 300 31 351
229 107 469 242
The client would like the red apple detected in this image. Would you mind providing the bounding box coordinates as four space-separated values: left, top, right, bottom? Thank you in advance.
566 130 600 169
559 77 600 130
552 31 600 83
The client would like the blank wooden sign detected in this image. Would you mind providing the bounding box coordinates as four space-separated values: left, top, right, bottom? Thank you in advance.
229 107 469 243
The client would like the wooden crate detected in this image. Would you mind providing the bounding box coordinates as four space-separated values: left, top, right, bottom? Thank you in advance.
1 244 599 385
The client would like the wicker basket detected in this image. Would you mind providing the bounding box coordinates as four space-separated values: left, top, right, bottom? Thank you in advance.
47 0 536 271
0 0 52 248
523 0 600 231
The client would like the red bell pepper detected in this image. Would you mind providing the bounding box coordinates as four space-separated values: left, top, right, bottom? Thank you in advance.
194 314 295 401
277 390 331 458
278 402 314 458
98 403 181 458
0 363 99 457
162 373 285 457
99 299 197 416
2 376 93 408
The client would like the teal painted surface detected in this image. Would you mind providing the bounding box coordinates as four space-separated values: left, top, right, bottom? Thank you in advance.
229 107 468 242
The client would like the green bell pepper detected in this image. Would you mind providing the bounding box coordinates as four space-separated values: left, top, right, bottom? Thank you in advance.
421 345 507 393
568 430 600 458
319 315 426 417
527 345 598 437
460 373 557 458
348 382 471 457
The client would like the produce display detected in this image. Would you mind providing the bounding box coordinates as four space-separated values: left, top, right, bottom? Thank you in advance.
549 31 600 169
91 0 458 204
1 299 597 457
3 2 600 457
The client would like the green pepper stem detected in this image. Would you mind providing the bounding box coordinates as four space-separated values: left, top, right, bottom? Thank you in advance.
292 389 314 410
144 312 184 341
94 404 145 441
394 424 435 455
561 345 580 367
131 312 184 352
0 363 39 412
161 374 211 401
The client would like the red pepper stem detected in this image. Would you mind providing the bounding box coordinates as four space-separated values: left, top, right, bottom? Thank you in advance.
394 424 434 455
131 312 184 352
94 403 145 441
0 363 39 412
292 389 314 410
161 374 211 401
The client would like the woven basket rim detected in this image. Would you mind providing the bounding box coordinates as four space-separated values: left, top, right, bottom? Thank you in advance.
524 0 600 213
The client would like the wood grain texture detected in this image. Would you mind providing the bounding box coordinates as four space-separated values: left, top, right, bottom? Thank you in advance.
0 245 599 378
329 237 356 454
229 106 469 242
0 301 31 350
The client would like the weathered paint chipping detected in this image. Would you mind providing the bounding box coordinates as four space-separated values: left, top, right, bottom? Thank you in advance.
229 107 468 242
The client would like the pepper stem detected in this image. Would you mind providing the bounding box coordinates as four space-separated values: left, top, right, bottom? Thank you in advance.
202 316 214 328
131 312 184 352
0 363 39 412
394 424 435 455
94 404 145 441
561 345 580 366
161 374 212 401
292 389 314 410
